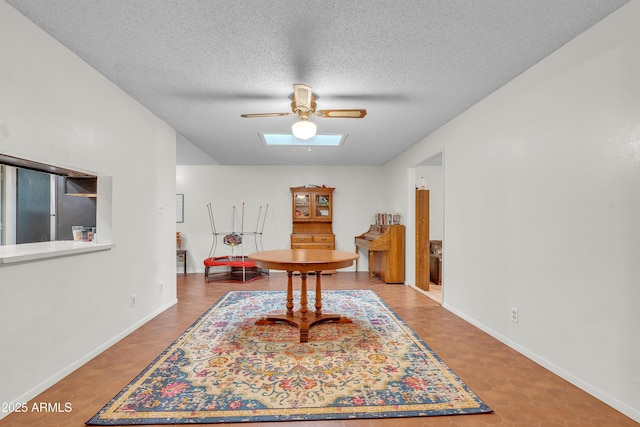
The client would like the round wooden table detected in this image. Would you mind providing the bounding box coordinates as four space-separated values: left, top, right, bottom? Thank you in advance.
248 249 359 342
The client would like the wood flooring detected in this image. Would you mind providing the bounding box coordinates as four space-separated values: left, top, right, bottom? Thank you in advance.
1 272 636 426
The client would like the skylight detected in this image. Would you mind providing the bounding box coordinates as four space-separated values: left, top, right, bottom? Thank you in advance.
260 133 347 147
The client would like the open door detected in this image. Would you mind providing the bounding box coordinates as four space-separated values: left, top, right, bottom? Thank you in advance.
415 189 430 291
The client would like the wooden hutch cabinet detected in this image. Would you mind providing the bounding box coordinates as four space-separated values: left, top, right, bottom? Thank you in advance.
291 187 335 250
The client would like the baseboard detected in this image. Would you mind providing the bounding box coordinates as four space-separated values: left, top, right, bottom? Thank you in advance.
442 302 640 423
0 298 178 421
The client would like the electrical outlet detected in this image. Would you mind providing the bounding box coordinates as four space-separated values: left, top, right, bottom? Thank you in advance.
159 282 164 293
130 294 137 308
511 307 519 323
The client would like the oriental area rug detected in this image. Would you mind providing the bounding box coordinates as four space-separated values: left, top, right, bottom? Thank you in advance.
87 290 491 425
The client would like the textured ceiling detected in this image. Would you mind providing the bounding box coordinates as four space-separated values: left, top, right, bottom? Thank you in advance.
6 0 628 165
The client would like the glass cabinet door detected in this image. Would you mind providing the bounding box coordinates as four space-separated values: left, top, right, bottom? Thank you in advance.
315 194 331 219
294 193 310 218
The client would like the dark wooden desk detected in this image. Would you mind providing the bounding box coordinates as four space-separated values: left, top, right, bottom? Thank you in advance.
248 249 359 342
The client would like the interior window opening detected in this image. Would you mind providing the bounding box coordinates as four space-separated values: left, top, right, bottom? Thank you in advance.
0 156 97 247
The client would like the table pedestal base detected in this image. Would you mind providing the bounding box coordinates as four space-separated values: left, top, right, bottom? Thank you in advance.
255 270 351 343
256 313 351 343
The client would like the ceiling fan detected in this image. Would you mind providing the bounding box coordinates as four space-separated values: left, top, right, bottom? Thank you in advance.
241 84 367 140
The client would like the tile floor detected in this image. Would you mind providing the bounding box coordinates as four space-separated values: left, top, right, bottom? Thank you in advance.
1 272 636 426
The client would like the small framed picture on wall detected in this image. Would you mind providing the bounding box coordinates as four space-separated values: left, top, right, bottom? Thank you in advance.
176 194 184 223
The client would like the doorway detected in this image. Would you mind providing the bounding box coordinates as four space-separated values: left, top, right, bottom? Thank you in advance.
414 154 443 304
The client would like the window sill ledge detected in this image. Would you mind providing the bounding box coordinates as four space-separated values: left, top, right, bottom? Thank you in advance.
0 241 114 264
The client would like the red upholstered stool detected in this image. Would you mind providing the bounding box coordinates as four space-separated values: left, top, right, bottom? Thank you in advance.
203 256 264 282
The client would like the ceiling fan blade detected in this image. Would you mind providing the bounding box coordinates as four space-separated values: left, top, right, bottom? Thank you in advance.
240 112 292 118
316 109 367 118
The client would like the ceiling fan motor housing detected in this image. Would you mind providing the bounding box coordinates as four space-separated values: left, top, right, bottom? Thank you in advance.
292 84 316 114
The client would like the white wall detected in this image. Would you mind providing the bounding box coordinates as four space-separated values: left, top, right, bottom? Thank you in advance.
384 2 640 422
0 2 177 415
176 165 383 273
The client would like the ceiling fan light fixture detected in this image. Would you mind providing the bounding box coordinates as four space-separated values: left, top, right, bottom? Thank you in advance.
291 119 317 140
